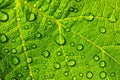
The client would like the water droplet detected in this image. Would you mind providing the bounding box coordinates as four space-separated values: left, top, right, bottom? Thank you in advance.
54 34 66 45
0 11 9 22
81 55 85 59
79 73 83 77
99 27 106 34
11 77 17 80
35 32 42 38
31 44 37 49
27 57 33 64
12 39 16 42
65 28 71 32
75 0 81 2
67 59 76 67
110 72 116 77
0 34 8 43
70 52 74 56
26 12 36 22
50 74 54 78
11 56 20 65
86 71 93 79
35 68 39 73
17 73 23 78
43 65 46 69
86 64 90 68
4 49 9 53
17 17 21 21
42 50 50 58
74 8 78 13
54 62 61 69
57 51 62 56
64 71 69 76
11 48 17 54
24 66 28 70
83 13 94 21
69 7 75 12
93 55 100 61
99 61 106 68
76 44 84 51
99 71 107 79
70 42 75 47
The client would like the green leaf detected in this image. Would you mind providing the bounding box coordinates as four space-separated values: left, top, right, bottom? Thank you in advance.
0 0 120 80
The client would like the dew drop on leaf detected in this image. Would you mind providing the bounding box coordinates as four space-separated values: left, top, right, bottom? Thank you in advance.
31 44 37 49
65 27 71 32
99 27 106 34
79 73 83 77
81 55 85 59
64 71 69 76
69 7 75 12
57 51 62 56
76 44 84 51
27 57 33 64
74 8 78 13
83 13 94 21
35 68 39 73
42 50 50 58
110 72 116 77
11 56 20 65
75 0 81 2
11 48 17 54
99 71 107 79
54 62 61 69
99 61 106 68
4 49 9 53
35 32 42 38
26 12 36 22
86 71 93 79
67 59 76 67
0 11 9 22
0 34 8 43
93 55 100 61
108 17 117 23
17 73 23 78
70 42 75 47
54 34 66 45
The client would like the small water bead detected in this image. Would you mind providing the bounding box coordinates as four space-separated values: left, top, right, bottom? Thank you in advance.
74 8 78 13
57 51 62 56
99 71 107 79
99 61 106 68
99 27 106 34
0 11 9 22
42 50 50 58
27 57 33 64
110 72 116 77
69 7 75 12
93 55 100 61
86 71 93 79
54 62 61 69
70 52 74 56
50 74 54 78
35 69 39 73
17 73 23 78
4 49 9 53
35 32 42 38
26 12 36 22
54 34 66 45
11 56 20 65
108 17 117 23
65 28 71 32
76 44 84 51
0 34 8 43
24 66 28 70
79 73 83 77
70 42 75 47
83 13 94 21
11 48 17 54
64 71 69 76
17 17 21 22
86 64 90 68
12 39 16 42
67 59 76 67
81 55 85 59
31 44 37 49
75 0 81 2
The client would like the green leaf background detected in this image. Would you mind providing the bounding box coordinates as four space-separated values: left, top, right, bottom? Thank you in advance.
0 0 120 80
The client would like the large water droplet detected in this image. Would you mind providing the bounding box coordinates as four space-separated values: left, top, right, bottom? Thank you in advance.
93 55 100 61
99 27 106 34
42 50 50 58
99 61 106 68
99 71 107 79
76 44 84 51
27 57 33 64
54 62 61 69
67 59 76 67
26 12 36 22
11 48 17 54
86 71 93 79
0 34 8 43
0 11 9 22
54 34 66 45
83 13 94 21
64 71 69 76
11 56 20 65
